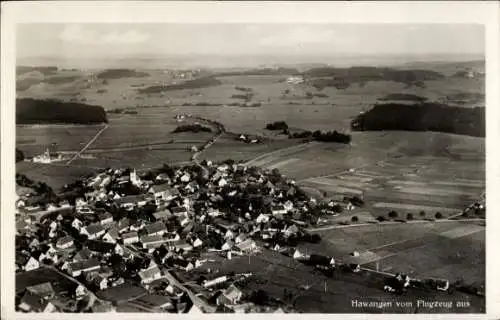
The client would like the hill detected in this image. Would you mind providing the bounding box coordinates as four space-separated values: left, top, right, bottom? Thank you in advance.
96 69 150 79
17 98 108 124
304 67 445 89
351 103 485 137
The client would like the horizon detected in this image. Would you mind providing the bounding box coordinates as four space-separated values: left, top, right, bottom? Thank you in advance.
17 23 484 69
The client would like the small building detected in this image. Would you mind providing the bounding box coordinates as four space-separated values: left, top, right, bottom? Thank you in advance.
236 239 257 253
98 212 113 225
113 194 150 211
86 240 117 256
18 292 57 313
102 232 117 244
56 236 74 249
138 265 162 284
149 183 175 203
122 231 139 244
145 221 168 237
67 259 101 277
203 275 228 288
81 223 106 240
117 218 131 233
174 241 193 253
153 209 172 221
271 205 287 215
171 206 188 217
217 284 243 305
71 218 84 231
24 256 40 271
26 282 55 299
141 234 166 249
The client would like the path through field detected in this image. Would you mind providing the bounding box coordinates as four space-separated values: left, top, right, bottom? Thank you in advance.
66 124 109 165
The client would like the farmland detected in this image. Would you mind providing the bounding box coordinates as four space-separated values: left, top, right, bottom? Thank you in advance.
15 62 485 311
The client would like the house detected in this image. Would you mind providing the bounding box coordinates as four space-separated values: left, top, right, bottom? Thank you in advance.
102 232 117 244
29 238 40 249
56 236 74 249
153 209 171 220
117 218 131 233
192 238 203 248
86 272 108 291
73 247 92 262
129 221 145 232
173 259 195 272
284 224 299 238
114 194 150 210
138 265 162 284
293 249 306 260
75 284 87 299
256 213 270 224
67 259 100 277
207 208 221 217
71 218 83 230
203 275 228 288
145 221 168 236
271 205 287 215
174 241 193 252
180 172 191 182
171 206 188 217
149 183 174 203
81 223 106 240
26 282 55 299
155 173 170 183
98 212 113 225
236 239 257 253
122 231 139 244
18 292 57 313
141 234 166 249
25 256 40 271
221 241 234 251
218 178 228 187
217 284 243 305
224 229 235 240
235 233 247 244
86 240 117 255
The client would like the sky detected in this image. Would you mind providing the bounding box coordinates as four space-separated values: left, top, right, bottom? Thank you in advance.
16 24 484 67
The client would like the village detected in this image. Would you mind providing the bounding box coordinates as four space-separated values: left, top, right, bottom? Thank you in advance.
15 158 367 313
15 156 485 313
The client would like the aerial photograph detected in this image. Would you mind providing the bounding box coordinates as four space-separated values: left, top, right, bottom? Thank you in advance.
14 23 485 313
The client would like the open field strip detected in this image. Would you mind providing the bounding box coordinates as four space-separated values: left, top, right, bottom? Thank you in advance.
299 181 364 195
387 180 427 186
243 141 319 166
433 180 485 188
266 158 301 170
373 202 461 214
440 224 485 239
336 175 374 183
306 177 376 189
393 186 480 197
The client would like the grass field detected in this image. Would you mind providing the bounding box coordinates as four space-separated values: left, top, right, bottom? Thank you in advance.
16 267 77 295
96 282 147 303
305 221 485 285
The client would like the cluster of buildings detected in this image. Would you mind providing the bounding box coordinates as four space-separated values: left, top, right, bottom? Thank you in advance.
16 160 358 313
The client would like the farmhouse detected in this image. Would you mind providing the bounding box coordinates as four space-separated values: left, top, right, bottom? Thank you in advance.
141 234 166 249
145 221 168 236
236 239 257 253
114 194 150 210
56 236 74 249
81 223 106 240
271 205 287 215
26 282 55 299
149 183 175 203
73 247 93 262
24 256 40 271
122 231 139 244
67 259 101 277
153 209 171 220
117 218 131 233
203 275 228 288
138 265 162 284
217 284 243 306
18 292 57 313
98 212 113 225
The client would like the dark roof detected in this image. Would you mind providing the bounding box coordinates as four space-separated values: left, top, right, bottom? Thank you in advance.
114 194 150 205
153 209 171 219
122 231 138 240
85 223 105 235
140 234 164 244
150 183 172 193
171 206 187 214
308 254 331 266
145 221 167 235
26 282 55 298
87 240 116 253
68 258 100 272
73 247 92 261
19 292 51 312
56 236 74 246
117 218 131 230
98 212 113 221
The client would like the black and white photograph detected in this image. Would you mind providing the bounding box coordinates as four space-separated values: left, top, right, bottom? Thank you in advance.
2 1 499 317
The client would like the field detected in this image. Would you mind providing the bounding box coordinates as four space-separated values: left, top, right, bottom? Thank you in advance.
195 248 484 313
96 282 147 303
15 64 485 309
16 267 77 295
303 221 485 285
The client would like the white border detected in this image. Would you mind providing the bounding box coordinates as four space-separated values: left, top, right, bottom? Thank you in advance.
2 1 499 319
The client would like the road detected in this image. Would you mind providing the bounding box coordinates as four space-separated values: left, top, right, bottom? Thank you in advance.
67 124 109 165
307 217 485 232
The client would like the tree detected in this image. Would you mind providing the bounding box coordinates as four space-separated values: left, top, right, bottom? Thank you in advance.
388 211 398 219
376 215 386 222
435 212 443 219
406 213 414 220
250 289 270 306
419 211 426 217
351 216 359 223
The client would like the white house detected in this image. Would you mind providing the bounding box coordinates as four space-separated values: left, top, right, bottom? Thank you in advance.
81 224 106 240
25 257 40 271
122 231 139 244
203 276 228 288
67 259 100 277
102 232 116 244
56 236 74 249
271 205 287 215
138 265 162 284
256 213 270 224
